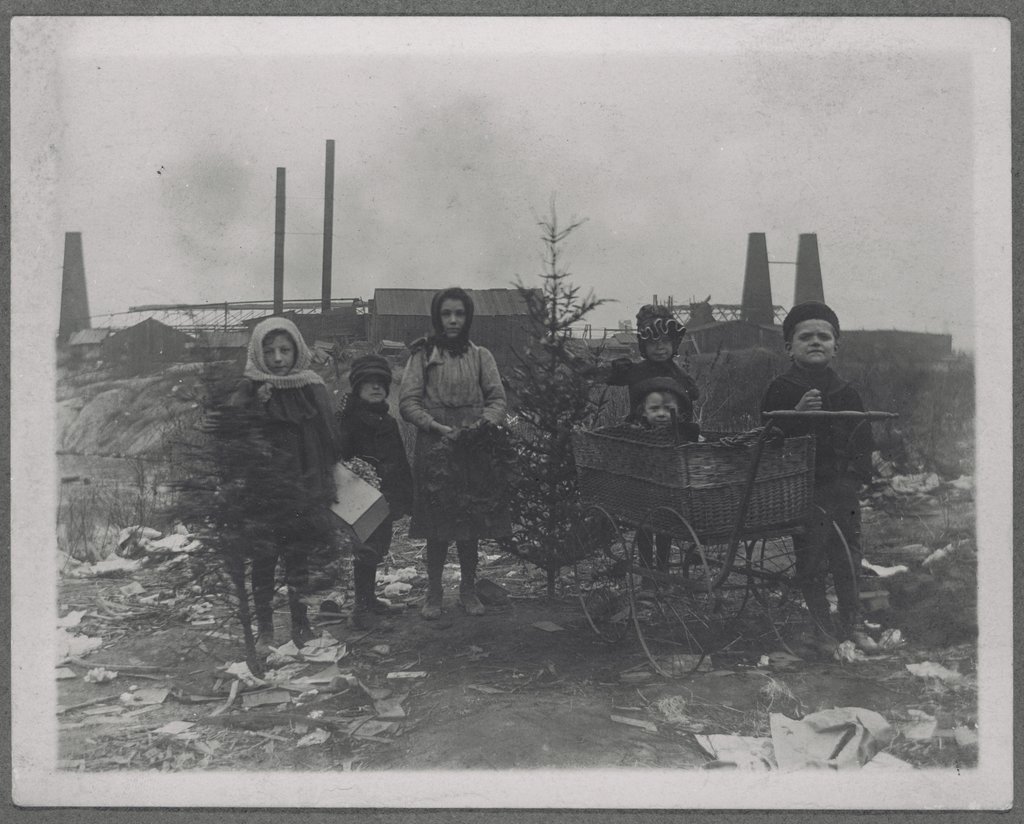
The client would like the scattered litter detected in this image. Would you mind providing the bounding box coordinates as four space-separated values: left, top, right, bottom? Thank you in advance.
67 555 143 578
299 635 347 663
658 654 712 675
358 680 392 700
474 577 510 606
695 735 775 770
84 668 118 683
57 610 87 629
949 475 974 491
858 590 890 613
467 684 507 695
224 661 265 688
900 710 937 741
148 533 202 554
383 582 412 598
386 671 426 681
57 630 103 661
953 726 978 747
619 671 653 684
923 544 958 570
118 581 146 597
863 752 915 770
760 651 801 671
262 663 310 685
655 695 701 729
370 645 391 656
378 567 419 585
154 721 195 736
833 641 867 663
890 472 941 494
55 667 77 680
290 664 343 686
242 689 292 708
879 629 905 650
374 696 407 719
296 728 331 747
906 661 967 686
610 715 658 733
119 687 169 706
770 707 894 770
861 559 908 578
350 719 396 740
266 641 301 666
532 621 565 633
894 543 930 558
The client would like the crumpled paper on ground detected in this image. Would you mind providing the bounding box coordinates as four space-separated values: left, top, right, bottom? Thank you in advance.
770 707 894 770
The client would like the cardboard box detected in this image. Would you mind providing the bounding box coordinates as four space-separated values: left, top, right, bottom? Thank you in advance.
331 462 390 543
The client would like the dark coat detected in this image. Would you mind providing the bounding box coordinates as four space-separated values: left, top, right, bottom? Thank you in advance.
228 378 341 541
335 396 414 517
760 365 874 485
606 357 700 412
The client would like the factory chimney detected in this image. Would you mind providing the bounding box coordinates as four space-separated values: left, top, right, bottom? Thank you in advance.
58 232 90 343
794 233 825 305
321 140 335 314
740 233 774 325
274 168 286 315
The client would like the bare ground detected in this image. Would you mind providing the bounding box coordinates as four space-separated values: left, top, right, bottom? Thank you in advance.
56 489 979 774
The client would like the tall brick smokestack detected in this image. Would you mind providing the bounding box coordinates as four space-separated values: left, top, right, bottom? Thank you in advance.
794 233 825 304
58 232 90 343
741 232 774 325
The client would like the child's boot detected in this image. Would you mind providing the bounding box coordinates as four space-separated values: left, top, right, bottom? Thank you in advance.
254 605 275 654
456 540 485 616
420 541 446 620
350 563 382 630
289 594 315 647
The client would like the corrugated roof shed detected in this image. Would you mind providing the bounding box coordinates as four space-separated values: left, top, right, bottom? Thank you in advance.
68 328 110 346
373 288 536 316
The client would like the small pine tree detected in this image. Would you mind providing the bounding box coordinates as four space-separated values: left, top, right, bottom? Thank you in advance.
505 201 607 596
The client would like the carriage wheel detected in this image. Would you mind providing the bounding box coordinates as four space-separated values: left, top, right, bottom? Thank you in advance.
626 507 716 676
571 505 633 643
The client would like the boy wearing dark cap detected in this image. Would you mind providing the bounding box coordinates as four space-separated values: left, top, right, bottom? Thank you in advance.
761 301 875 655
336 354 414 629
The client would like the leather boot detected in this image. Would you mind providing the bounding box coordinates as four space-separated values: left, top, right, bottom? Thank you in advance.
254 606 275 654
350 564 376 630
289 595 315 647
457 540 485 616
421 541 446 620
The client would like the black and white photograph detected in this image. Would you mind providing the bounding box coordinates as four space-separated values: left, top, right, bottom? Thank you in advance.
9 15 1012 809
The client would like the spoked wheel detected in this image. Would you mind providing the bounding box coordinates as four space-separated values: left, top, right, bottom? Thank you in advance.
571 505 633 643
626 507 717 676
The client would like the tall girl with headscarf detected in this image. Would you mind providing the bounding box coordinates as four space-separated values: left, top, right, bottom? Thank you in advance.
229 316 340 650
399 287 510 620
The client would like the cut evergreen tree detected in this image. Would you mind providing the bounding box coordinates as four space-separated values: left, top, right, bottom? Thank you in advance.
505 201 608 595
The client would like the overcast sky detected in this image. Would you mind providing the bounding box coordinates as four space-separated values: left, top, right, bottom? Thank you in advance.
12 16 1010 350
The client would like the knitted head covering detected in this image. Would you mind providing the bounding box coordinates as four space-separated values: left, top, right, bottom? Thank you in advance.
243 316 324 388
782 301 841 342
635 304 686 358
427 287 474 355
348 353 392 392
630 376 693 423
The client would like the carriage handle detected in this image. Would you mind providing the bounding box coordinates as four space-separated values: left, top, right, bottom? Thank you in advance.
710 409 899 590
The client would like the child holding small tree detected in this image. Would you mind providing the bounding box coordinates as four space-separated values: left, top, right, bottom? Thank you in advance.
229 317 340 651
336 354 413 630
761 301 875 656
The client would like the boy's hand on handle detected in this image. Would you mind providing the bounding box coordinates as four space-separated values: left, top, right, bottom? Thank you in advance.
795 389 822 411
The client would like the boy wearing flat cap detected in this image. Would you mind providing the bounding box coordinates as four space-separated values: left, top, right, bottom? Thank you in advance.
761 301 875 655
336 354 414 629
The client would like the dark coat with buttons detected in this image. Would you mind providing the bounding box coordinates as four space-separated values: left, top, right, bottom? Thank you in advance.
760 365 874 485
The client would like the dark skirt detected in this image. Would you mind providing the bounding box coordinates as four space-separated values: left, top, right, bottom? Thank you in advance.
408 425 512 542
